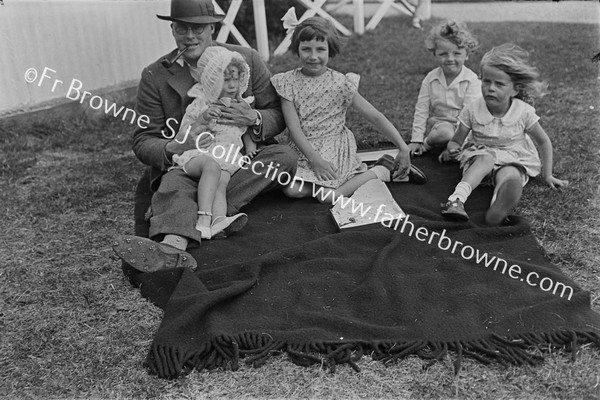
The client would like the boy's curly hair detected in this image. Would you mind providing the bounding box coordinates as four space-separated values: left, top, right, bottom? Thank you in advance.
425 20 479 53
480 43 548 104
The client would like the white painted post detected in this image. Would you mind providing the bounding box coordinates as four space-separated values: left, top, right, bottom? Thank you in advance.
214 0 251 47
353 0 364 35
365 0 394 30
252 0 270 61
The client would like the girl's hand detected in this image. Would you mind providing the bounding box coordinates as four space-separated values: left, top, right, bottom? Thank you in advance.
545 175 569 189
202 106 221 121
392 149 411 180
408 142 426 156
311 156 338 181
438 145 460 163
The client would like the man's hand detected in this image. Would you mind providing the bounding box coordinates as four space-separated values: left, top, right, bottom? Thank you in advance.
216 93 257 126
245 141 260 158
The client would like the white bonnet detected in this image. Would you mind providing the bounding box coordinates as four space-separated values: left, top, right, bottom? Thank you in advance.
188 46 250 102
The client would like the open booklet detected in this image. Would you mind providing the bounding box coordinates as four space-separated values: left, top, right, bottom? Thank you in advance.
330 179 405 231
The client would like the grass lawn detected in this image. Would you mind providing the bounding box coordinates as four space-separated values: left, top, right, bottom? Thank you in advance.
1 17 599 400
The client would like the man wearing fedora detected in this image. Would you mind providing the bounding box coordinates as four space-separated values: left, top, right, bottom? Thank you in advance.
113 0 296 272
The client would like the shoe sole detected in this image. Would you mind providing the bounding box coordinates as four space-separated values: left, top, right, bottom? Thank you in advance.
112 236 197 272
441 210 469 221
485 179 522 226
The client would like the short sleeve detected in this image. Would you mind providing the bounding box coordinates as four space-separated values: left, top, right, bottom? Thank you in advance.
270 71 294 101
345 72 360 95
523 104 540 130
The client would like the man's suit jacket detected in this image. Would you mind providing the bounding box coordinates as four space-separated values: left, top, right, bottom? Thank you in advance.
132 43 286 190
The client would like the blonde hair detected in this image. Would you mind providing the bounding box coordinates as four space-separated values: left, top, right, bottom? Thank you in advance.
480 43 548 104
425 20 478 53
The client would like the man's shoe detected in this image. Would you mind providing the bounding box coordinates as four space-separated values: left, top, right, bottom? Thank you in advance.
112 235 197 273
441 199 469 221
211 213 248 239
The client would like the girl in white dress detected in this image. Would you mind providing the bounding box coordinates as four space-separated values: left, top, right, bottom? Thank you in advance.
172 47 256 239
439 43 569 225
271 11 426 204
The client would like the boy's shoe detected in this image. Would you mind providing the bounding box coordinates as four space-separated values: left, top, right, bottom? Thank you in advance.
211 213 248 239
441 200 469 221
411 18 422 29
372 154 428 184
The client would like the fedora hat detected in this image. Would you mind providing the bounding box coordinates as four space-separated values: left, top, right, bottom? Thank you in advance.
157 0 225 24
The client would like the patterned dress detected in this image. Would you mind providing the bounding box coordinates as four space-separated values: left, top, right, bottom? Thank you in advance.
271 68 367 188
458 97 542 184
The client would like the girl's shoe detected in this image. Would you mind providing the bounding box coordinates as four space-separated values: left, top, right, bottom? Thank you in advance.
372 154 428 184
441 199 469 221
211 213 248 239
195 225 212 240
196 210 213 240
411 18 422 29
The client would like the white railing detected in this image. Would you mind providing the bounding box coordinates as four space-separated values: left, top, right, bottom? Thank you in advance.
0 0 421 117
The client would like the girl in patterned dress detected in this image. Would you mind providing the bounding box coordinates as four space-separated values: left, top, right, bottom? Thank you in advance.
439 43 569 225
271 12 426 204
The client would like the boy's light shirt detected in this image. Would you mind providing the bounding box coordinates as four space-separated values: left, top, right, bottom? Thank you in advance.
411 66 481 143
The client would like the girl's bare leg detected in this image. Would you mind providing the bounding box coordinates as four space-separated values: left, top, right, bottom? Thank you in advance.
212 171 231 221
486 165 524 226
183 156 222 233
461 154 495 190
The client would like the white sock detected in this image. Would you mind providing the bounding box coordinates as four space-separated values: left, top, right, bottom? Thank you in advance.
422 137 433 151
448 181 472 203
370 165 391 182
161 234 189 250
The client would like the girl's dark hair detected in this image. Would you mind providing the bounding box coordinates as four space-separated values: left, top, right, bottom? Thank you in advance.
289 17 344 58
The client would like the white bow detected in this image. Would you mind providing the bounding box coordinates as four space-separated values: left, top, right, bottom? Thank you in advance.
281 7 299 35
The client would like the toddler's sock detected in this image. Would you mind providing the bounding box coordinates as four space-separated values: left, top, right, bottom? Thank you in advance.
370 165 391 182
448 181 472 203
422 137 433 152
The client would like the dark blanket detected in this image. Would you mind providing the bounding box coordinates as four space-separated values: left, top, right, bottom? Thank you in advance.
126 152 600 378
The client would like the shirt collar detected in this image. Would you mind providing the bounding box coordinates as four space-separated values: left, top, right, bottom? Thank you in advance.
474 97 524 125
432 66 470 88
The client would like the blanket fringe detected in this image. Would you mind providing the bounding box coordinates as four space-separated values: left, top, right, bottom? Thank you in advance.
145 330 600 379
